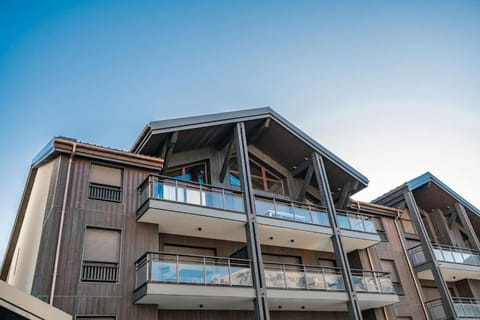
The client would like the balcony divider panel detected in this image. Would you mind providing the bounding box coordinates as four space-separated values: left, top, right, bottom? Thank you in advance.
404 191 457 319
312 152 363 320
234 122 269 320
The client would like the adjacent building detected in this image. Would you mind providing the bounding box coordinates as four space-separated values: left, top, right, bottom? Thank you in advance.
1 108 479 319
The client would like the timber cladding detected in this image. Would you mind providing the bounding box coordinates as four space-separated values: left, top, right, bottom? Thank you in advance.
32 155 158 318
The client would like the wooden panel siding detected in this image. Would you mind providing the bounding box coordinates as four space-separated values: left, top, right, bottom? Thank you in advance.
364 213 426 319
30 155 158 319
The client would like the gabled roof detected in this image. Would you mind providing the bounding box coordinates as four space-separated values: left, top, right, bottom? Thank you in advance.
131 107 369 187
373 172 480 217
407 172 480 216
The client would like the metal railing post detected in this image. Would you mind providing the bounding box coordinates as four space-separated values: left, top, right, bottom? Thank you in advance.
176 254 180 283
203 256 207 285
227 258 232 286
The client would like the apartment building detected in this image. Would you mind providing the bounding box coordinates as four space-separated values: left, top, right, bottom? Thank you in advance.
1 108 478 320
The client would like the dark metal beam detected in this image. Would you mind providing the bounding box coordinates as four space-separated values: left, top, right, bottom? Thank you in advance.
455 203 480 252
403 191 456 319
234 122 269 320
336 181 353 209
247 118 271 145
311 152 363 320
161 131 178 173
291 159 312 177
296 164 313 202
219 138 235 183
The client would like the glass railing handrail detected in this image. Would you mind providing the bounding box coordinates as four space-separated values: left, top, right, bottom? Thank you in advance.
139 174 242 194
254 195 328 212
335 209 374 220
136 252 251 265
135 252 253 288
432 243 480 255
137 176 245 213
263 262 342 273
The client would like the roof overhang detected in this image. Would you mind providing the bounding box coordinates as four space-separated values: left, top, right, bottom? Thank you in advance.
130 108 369 193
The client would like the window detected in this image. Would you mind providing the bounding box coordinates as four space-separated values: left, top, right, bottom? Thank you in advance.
400 210 416 235
88 164 123 202
380 259 404 295
229 155 286 195
166 161 209 184
317 258 336 268
374 217 388 241
262 254 301 265
81 227 120 283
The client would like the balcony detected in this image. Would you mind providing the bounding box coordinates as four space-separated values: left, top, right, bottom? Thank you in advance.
427 298 480 319
409 244 480 281
134 252 255 310
137 175 247 242
263 262 398 311
255 197 333 251
336 210 382 252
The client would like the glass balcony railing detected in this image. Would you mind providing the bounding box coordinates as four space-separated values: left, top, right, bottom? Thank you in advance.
427 298 480 319
255 196 330 226
433 245 480 266
263 262 344 291
137 175 245 213
335 210 377 234
408 244 480 267
454 298 480 318
135 252 252 289
350 269 395 294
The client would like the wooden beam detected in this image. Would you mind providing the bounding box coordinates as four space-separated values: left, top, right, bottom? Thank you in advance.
336 181 353 209
161 131 178 173
247 118 271 145
219 139 235 183
447 208 458 229
296 164 313 202
291 159 312 177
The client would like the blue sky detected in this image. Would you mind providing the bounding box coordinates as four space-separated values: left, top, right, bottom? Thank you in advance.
1 0 479 262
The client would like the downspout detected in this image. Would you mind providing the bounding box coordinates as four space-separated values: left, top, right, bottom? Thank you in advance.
49 142 77 305
393 208 430 319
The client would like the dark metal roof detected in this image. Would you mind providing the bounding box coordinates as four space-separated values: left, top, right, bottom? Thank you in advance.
407 172 480 217
131 107 369 187
373 172 480 217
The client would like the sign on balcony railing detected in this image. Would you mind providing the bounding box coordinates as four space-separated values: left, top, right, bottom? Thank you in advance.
255 196 330 226
137 175 244 213
135 252 252 289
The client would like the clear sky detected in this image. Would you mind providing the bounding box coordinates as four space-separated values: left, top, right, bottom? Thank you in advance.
1 0 479 263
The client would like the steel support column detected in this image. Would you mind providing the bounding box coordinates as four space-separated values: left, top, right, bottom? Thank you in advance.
454 203 480 253
403 191 456 319
311 152 363 320
234 122 270 320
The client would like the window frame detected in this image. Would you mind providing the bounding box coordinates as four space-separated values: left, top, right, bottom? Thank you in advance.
380 259 404 296
229 155 287 196
80 225 122 284
88 162 124 203
165 160 210 185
